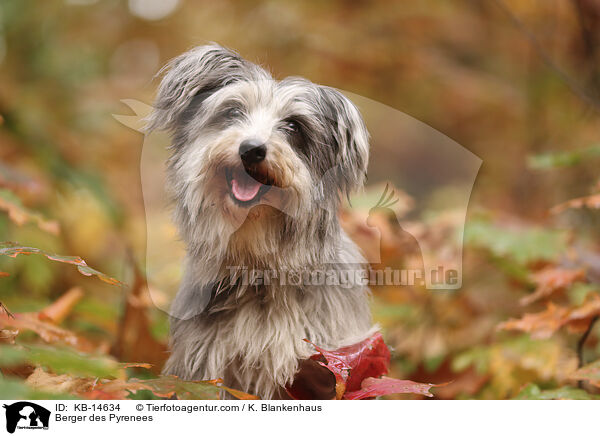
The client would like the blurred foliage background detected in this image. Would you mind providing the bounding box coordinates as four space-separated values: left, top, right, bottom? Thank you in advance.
2 0 600 399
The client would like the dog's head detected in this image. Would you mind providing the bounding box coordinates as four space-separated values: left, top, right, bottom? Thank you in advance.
147 44 369 259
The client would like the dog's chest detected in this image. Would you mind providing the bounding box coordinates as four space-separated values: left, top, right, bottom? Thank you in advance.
215 291 313 364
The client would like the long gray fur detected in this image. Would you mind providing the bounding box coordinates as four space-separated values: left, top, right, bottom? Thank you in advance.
147 44 374 399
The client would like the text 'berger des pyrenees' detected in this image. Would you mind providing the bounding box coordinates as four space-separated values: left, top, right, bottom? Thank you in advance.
147 44 375 399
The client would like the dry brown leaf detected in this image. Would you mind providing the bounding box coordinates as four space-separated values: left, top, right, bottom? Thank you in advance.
111 263 167 372
520 267 586 306
0 312 93 351
0 329 18 344
39 287 84 324
0 195 60 235
498 295 600 339
26 367 95 395
551 193 600 215
26 368 143 399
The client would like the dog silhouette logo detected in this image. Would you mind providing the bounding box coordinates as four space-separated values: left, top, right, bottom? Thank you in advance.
2 402 50 433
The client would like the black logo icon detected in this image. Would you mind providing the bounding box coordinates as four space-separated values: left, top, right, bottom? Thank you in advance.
2 402 50 434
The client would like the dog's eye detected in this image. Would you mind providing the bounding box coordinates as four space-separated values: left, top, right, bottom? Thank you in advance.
284 120 300 133
226 107 243 118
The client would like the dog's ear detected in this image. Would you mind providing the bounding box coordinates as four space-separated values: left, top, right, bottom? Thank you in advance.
317 86 369 195
146 43 266 133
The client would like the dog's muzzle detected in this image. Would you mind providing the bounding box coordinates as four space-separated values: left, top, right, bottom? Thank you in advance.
225 140 273 206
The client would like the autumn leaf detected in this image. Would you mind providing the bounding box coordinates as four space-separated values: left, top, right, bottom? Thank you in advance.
0 242 122 285
110 263 167 372
0 311 91 350
343 376 436 400
26 368 95 396
301 331 391 399
291 331 439 399
119 362 153 370
25 368 142 400
123 376 257 400
551 193 600 215
219 385 261 400
23 369 257 400
0 188 60 235
520 267 586 306
0 329 18 345
569 359 600 388
39 287 84 324
498 295 600 339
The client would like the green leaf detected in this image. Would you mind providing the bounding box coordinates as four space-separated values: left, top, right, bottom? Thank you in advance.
0 241 123 285
0 376 75 400
465 218 568 266
570 359 600 386
514 384 600 400
528 145 600 170
132 376 223 400
0 344 119 378
568 283 600 306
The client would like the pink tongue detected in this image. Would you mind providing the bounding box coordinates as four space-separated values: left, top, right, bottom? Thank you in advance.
231 171 262 202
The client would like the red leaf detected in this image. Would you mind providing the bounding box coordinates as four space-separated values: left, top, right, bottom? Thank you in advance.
293 332 439 400
343 376 437 400
306 331 391 392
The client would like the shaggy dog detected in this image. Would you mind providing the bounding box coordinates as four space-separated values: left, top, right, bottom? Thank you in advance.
147 44 374 399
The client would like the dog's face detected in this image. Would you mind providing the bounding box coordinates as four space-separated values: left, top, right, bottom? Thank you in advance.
148 44 369 258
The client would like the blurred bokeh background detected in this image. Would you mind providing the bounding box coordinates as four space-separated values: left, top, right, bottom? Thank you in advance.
1 0 600 399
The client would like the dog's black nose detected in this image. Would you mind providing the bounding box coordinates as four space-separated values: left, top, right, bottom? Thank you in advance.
239 139 267 165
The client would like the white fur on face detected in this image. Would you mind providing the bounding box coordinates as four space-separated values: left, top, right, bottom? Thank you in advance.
168 79 315 255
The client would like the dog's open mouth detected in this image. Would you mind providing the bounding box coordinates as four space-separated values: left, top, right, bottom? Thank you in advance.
225 167 273 207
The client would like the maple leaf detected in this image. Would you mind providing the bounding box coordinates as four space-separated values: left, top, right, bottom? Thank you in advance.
0 242 122 286
498 295 600 339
